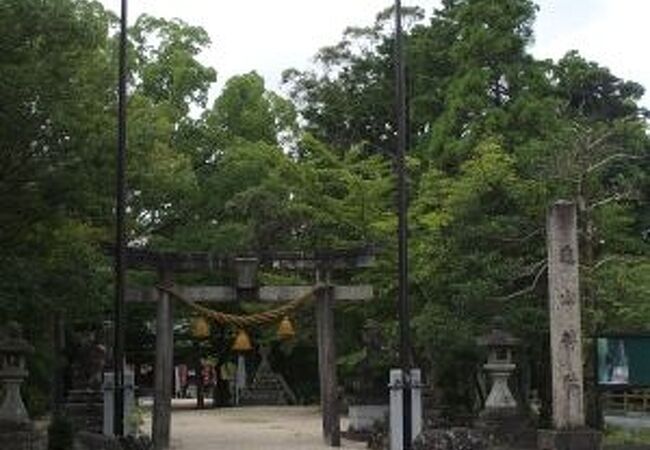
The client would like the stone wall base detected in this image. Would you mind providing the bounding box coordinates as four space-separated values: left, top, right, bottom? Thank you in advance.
74 432 121 450
0 430 47 450
348 404 389 432
74 431 152 450
538 429 601 450
476 411 537 449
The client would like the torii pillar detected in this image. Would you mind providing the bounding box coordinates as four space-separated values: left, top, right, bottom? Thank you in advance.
152 271 174 450
316 279 340 446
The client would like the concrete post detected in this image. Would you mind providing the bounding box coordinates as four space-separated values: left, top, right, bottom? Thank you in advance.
410 369 422 441
389 369 422 450
103 369 135 436
103 372 114 436
389 369 403 450
124 369 136 435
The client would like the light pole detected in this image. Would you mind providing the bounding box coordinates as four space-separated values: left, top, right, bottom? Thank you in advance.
114 0 128 437
394 0 412 449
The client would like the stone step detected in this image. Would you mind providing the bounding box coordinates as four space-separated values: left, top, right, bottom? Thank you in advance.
240 395 288 406
63 390 104 434
66 390 103 403
64 404 103 412
241 390 285 397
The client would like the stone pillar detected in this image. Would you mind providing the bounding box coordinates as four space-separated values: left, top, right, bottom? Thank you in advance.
547 201 585 429
124 369 136 435
389 369 403 450
103 372 114 436
410 369 423 442
316 282 340 447
539 201 601 450
153 274 174 450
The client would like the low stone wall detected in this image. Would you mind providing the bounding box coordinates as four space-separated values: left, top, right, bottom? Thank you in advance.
538 429 601 450
604 446 650 450
348 404 389 432
0 429 47 450
74 432 152 450
74 432 122 450
413 427 488 450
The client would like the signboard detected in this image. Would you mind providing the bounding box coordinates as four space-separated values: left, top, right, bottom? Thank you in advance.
596 335 650 387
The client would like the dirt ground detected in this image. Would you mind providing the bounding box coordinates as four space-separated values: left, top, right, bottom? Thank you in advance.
143 402 367 450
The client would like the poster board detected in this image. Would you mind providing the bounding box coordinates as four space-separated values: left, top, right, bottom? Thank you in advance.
596 335 650 387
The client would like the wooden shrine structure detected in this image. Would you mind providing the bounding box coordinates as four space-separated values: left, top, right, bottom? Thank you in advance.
121 246 375 450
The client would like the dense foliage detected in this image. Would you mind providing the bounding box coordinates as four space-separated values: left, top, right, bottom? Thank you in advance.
0 0 647 420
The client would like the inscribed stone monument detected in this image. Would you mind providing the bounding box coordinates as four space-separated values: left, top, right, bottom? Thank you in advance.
538 201 600 450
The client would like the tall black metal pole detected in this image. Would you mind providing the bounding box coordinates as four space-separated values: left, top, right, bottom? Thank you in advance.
394 1 412 449
114 0 128 437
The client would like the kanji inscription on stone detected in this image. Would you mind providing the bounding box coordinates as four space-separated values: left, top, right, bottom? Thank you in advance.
547 201 585 429
559 289 576 307
560 245 575 265
560 329 577 349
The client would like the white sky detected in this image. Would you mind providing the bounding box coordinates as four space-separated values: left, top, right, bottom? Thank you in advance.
98 0 650 108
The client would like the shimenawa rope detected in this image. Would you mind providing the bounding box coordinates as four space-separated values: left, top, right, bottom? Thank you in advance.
156 283 324 328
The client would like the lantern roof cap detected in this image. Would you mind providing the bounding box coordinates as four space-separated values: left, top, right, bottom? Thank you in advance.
0 322 34 354
476 317 520 347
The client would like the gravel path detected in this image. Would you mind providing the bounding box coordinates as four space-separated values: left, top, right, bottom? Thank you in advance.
143 403 367 450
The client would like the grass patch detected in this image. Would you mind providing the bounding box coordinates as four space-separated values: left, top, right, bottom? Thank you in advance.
605 425 650 445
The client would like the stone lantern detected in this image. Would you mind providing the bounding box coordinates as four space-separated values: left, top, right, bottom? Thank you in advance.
234 257 259 290
476 318 520 417
0 322 34 427
234 257 259 301
0 323 46 450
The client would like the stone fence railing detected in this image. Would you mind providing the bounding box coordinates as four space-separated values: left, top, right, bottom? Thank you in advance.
603 389 650 413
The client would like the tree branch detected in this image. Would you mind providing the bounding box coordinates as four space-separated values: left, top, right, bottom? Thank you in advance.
585 153 643 175
519 258 547 278
495 263 547 301
592 255 648 270
588 187 639 210
585 129 616 152
497 228 542 244
593 256 617 271
588 193 624 210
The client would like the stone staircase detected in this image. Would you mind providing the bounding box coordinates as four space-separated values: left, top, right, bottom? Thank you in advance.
64 388 103 433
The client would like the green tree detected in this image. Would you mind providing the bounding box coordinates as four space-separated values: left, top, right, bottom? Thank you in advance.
0 0 220 413
286 0 649 416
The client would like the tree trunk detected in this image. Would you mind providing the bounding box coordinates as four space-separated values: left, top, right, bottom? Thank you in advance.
579 194 603 429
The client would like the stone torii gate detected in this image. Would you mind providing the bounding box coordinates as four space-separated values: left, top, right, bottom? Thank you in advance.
122 247 374 450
